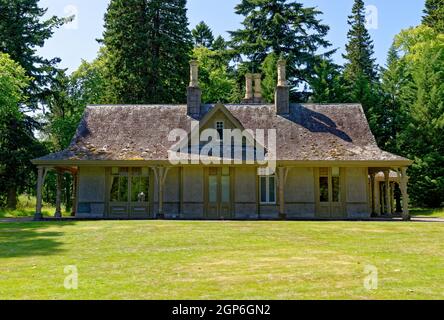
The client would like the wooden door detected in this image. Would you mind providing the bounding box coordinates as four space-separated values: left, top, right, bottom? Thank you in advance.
316 168 345 219
206 167 232 219
109 168 152 219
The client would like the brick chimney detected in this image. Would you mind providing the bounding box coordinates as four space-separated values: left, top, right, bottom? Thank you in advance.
187 60 202 116
275 59 289 115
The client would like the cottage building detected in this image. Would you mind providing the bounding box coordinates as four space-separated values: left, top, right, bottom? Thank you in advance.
33 60 412 220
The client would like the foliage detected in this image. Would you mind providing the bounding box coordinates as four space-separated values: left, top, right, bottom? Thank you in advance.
192 47 239 104
392 25 444 207
229 0 333 91
102 0 192 104
0 53 35 209
308 58 347 103
342 0 384 143
423 0 444 33
192 21 214 48
0 0 70 110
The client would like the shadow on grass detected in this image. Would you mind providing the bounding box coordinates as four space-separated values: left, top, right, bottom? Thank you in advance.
0 221 76 259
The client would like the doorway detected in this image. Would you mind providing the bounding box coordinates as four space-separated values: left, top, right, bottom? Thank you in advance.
316 167 346 219
205 167 233 219
108 167 153 219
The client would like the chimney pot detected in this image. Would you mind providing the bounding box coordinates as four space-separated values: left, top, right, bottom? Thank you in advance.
187 60 201 116
275 59 289 115
244 73 253 100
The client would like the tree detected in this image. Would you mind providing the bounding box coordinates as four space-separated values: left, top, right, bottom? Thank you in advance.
379 45 410 152
229 0 333 90
0 0 67 209
0 0 70 110
423 0 444 33
343 0 378 84
70 48 113 107
308 58 347 103
193 47 239 103
212 36 227 51
0 53 34 208
102 0 192 104
192 21 214 48
342 0 383 142
393 25 444 207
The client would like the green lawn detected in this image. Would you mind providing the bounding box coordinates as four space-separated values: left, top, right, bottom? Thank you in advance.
411 207 444 218
1 220 444 300
0 195 69 219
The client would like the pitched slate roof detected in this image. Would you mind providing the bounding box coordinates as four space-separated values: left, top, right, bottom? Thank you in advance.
34 103 409 163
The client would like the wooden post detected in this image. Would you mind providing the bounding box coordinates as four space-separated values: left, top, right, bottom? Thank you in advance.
71 172 78 217
35 167 45 221
370 173 376 216
55 170 63 218
155 167 170 219
384 170 392 216
400 167 411 221
278 167 289 220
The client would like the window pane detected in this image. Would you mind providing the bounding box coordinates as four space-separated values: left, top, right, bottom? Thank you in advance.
131 177 141 202
221 176 230 203
269 177 276 203
141 177 149 202
320 177 329 202
110 177 119 202
119 177 128 202
209 176 218 203
260 177 267 203
332 176 340 202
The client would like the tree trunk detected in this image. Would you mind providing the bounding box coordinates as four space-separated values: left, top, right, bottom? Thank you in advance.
7 186 17 210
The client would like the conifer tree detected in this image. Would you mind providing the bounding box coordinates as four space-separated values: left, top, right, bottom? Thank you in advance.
423 0 444 33
229 0 333 89
343 0 378 84
102 0 192 104
192 21 214 48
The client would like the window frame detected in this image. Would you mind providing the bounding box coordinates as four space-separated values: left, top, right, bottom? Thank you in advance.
259 175 277 205
215 120 225 142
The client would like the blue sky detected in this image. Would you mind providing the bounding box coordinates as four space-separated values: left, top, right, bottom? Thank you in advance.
38 0 425 73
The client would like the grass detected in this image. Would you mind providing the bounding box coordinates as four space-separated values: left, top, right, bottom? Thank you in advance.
0 195 69 219
0 220 444 300
410 207 444 218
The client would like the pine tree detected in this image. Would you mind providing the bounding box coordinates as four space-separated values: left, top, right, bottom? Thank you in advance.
308 59 347 103
342 0 383 141
343 0 378 83
212 36 227 51
229 0 333 89
102 0 192 104
423 0 444 33
192 21 214 48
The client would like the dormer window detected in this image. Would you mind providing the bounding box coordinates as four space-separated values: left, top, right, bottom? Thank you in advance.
216 121 224 141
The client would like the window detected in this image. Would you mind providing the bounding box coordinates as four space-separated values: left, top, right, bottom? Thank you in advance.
221 168 230 203
260 175 276 204
216 121 224 141
131 168 150 202
110 168 150 203
319 168 341 203
110 168 129 202
332 167 341 202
